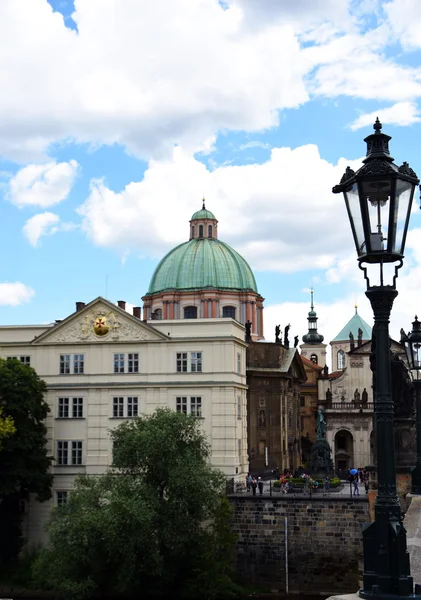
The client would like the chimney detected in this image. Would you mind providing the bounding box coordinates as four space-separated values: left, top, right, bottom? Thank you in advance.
76 302 85 312
133 307 141 319
117 300 126 310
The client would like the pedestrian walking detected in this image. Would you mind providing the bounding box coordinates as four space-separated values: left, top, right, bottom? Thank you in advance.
251 477 257 496
280 476 287 494
364 475 369 494
258 477 264 495
246 473 252 492
353 476 360 496
323 475 330 495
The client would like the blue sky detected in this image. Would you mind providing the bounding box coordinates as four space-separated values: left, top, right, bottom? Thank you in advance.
1 0 421 349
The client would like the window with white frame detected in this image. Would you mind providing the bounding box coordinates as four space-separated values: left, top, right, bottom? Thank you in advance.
337 349 345 370
176 352 202 373
237 352 241 374
59 354 84 375
7 355 31 366
56 441 83 465
57 397 84 418
176 396 202 416
112 396 138 418
113 353 139 373
237 395 242 419
56 491 68 506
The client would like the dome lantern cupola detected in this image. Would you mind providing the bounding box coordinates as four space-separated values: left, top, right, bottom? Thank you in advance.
189 199 218 240
302 289 324 344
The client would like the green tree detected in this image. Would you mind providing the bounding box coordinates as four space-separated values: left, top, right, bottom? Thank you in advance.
0 358 52 564
0 407 16 449
34 408 240 599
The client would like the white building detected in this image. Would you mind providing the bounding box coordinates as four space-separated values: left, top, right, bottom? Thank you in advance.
1 204 259 543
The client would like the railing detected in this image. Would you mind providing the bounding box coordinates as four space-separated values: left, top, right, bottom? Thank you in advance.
327 402 373 410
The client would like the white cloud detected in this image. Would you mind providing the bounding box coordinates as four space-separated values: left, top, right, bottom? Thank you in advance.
22 212 75 247
384 0 421 50
8 160 79 208
77 143 362 272
239 141 272 150
348 102 421 131
0 1 420 161
0 282 34 306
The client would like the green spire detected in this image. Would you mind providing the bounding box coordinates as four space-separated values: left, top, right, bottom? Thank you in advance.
302 289 324 344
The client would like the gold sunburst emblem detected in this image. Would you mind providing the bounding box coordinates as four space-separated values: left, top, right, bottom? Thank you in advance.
93 315 110 337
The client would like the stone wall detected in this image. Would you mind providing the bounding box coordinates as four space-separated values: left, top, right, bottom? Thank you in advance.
228 495 369 596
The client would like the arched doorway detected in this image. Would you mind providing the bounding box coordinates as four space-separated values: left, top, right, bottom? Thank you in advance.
334 429 354 478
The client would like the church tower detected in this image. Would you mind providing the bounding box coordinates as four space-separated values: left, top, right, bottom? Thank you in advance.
300 290 327 367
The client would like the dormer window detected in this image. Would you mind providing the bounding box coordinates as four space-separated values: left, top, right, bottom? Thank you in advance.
208 225 212 238
199 225 203 238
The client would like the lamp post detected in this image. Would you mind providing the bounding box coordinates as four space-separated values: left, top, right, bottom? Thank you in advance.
402 317 421 494
333 118 420 600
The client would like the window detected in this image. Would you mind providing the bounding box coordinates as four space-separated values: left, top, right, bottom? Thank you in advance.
190 396 202 417
300 396 305 407
176 352 203 372
73 355 84 374
56 491 68 506
177 353 188 372
237 352 241 374
57 441 83 465
113 397 124 417
337 349 345 370
176 396 202 416
223 306 236 319
58 397 69 418
60 355 70 374
127 397 138 417
114 353 125 373
59 354 84 375
199 224 204 237
128 353 139 373
152 308 162 320
6 356 31 365
337 435 347 450
112 396 138 418
191 352 202 372
191 225 195 239
72 397 83 418
237 395 242 419
176 396 187 414
58 397 84 418
310 353 318 364
238 438 242 460
184 306 197 319
208 225 212 238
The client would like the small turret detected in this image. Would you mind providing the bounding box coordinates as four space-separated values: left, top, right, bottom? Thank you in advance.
302 289 324 344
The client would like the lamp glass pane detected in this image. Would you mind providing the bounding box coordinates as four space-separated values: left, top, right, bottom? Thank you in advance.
361 179 392 254
344 183 365 256
393 179 413 255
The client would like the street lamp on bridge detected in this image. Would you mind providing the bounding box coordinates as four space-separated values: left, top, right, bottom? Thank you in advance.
402 316 421 495
333 118 420 600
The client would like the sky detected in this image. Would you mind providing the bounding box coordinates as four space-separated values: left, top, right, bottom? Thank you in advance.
1 0 421 356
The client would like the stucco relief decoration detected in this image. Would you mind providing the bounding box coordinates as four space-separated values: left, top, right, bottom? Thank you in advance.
350 360 364 368
45 304 150 343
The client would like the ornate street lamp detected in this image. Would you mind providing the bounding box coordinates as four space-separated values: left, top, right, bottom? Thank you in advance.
333 118 420 600
402 317 421 494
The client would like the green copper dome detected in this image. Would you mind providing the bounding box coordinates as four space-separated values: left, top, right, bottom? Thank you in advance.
191 207 216 220
147 238 258 295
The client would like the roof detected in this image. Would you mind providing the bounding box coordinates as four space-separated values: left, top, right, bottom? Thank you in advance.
146 238 258 295
332 309 372 342
300 355 323 370
191 207 216 220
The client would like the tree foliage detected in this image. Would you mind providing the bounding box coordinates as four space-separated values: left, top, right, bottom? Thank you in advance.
0 358 52 564
34 408 240 599
0 407 16 449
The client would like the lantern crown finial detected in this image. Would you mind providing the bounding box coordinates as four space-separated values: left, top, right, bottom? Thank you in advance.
413 315 420 330
373 117 382 133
